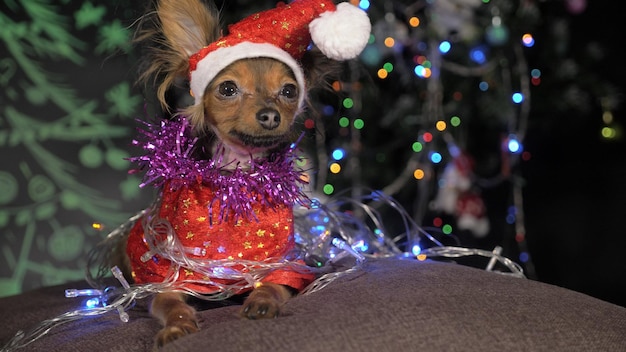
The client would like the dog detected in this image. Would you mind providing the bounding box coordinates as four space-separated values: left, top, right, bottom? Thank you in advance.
122 0 370 347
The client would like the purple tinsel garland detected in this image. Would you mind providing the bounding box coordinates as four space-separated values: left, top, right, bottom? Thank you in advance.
128 116 310 223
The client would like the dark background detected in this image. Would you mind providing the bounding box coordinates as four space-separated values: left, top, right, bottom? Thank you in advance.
524 0 626 306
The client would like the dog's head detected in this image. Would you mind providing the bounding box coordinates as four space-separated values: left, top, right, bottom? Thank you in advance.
136 0 370 159
201 58 300 156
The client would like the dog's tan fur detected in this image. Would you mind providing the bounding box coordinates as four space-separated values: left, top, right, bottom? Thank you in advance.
128 0 342 348
135 0 221 131
201 58 301 158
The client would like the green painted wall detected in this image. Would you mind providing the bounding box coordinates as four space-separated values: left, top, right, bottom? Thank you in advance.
0 0 152 297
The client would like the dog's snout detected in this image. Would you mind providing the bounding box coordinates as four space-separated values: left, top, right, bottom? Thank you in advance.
256 108 281 130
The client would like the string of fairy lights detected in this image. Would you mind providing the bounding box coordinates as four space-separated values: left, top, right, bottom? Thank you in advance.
300 0 545 277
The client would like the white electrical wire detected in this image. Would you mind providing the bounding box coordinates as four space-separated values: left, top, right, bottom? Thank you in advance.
1 189 525 351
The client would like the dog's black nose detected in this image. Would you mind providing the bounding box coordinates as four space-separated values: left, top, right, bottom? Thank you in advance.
256 108 281 130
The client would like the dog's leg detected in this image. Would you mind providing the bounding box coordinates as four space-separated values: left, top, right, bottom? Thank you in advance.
240 283 294 320
151 291 199 347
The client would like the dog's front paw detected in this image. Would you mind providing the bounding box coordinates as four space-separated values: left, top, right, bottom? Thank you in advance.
241 296 281 320
155 318 199 348
240 283 292 320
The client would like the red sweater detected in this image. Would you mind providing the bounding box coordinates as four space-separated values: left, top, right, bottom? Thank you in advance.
126 181 315 294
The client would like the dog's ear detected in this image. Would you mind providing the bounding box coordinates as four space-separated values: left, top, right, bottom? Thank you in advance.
136 0 221 111
300 47 344 92
157 0 220 58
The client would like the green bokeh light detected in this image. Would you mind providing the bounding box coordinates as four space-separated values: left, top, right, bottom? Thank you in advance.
28 175 55 202
79 145 103 168
0 171 18 205
48 226 84 261
105 148 130 170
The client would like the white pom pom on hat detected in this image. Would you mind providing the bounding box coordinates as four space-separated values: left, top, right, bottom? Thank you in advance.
309 2 371 61
188 0 371 107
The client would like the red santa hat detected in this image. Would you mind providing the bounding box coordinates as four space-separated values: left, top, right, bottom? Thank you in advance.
188 0 371 107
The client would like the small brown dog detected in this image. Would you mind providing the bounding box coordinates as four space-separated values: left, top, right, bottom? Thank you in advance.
124 0 370 347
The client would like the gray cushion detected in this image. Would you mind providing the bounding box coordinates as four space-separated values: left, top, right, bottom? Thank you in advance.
1 258 625 351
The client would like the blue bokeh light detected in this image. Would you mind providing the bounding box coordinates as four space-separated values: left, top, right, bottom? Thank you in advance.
429 151 442 164
332 148 346 160
439 41 451 54
469 47 487 64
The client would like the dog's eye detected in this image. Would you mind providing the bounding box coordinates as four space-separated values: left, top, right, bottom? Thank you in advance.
218 81 239 97
279 84 298 99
